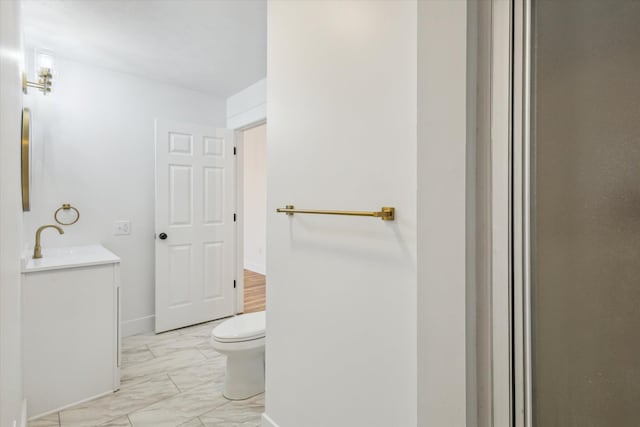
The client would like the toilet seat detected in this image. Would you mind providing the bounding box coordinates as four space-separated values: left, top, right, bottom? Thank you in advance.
212 311 265 343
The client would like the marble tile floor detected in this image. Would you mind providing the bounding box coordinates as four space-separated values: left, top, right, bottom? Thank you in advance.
29 318 264 427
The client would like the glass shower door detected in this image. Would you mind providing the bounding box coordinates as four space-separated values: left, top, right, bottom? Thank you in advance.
531 0 640 426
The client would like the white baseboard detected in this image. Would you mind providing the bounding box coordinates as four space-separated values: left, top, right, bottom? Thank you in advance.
244 262 266 275
261 413 279 427
28 389 113 421
121 315 155 337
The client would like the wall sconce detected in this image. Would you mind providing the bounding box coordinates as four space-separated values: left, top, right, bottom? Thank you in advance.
22 67 53 95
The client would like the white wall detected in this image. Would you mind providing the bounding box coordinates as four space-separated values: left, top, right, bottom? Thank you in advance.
0 1 25 425
265 2 417 426
23 56 226 336
226 78 266 130
243 124 266 274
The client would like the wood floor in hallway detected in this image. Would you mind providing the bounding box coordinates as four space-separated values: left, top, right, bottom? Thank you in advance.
244 270 265 313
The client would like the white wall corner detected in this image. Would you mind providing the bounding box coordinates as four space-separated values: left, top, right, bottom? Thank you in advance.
417 0 470 425
261 413 279 427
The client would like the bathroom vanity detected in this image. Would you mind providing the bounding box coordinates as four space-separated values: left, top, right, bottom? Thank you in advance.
22 244 121 418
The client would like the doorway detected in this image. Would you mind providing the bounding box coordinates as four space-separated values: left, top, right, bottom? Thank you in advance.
240 123 267 313
512 1 640 425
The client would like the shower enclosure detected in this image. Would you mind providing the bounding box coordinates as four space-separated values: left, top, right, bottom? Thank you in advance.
512 0 640 426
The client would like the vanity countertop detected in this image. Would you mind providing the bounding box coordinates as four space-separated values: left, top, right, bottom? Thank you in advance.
22 244 120 273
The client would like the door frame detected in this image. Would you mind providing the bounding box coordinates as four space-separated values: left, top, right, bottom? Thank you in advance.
486 0 516 425
233 118 266 314
511 1 532 425
489 0 531 426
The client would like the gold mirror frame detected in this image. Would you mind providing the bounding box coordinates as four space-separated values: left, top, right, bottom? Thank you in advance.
21 108 31 211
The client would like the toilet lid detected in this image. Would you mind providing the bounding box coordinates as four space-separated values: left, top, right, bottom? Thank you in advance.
212 311 265 342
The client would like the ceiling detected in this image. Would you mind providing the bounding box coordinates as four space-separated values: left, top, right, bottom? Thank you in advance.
22 0 266 97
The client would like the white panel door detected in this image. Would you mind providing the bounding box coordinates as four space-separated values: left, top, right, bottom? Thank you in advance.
155 120 235 333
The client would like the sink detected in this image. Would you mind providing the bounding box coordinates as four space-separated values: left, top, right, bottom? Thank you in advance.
22 244 120 273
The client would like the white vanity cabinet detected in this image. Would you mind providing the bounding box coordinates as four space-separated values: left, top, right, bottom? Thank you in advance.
22 245 121 418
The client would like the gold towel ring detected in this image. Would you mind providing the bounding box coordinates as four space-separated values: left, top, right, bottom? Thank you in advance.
54 203 80 226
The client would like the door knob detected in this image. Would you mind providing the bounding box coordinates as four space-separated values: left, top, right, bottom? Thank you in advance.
159 233 167 240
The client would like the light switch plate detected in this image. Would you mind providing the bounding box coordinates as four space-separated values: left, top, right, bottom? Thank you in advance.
113 220 131 236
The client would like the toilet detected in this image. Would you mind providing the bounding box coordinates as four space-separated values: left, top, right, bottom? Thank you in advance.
211 310 265 400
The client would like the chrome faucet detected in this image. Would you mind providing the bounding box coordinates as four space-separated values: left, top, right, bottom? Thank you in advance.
33 224 64 259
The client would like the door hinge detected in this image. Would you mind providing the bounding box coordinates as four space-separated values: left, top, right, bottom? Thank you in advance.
233 146 237 155
233 280 237 289
233 213 237 222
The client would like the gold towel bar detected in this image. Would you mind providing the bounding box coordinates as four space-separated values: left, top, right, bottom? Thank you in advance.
276 205 395 221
